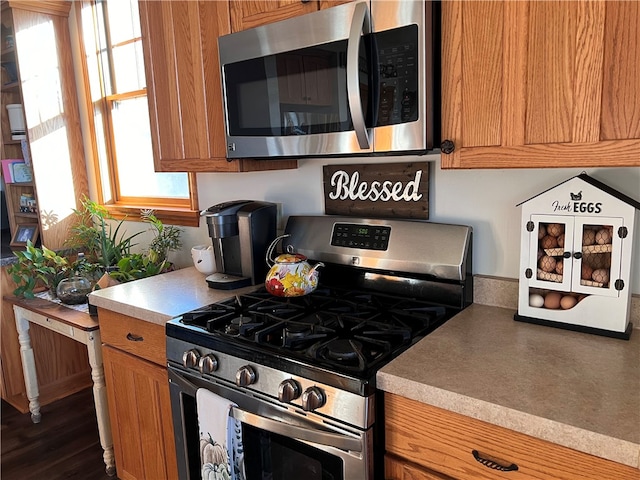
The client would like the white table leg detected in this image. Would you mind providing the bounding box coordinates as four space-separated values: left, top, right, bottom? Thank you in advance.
86 331 117 477
14 314 41 423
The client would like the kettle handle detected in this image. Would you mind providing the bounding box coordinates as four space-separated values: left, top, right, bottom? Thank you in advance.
266 234 290 267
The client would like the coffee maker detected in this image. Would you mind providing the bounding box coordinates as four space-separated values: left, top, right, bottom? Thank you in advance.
202 200 277 289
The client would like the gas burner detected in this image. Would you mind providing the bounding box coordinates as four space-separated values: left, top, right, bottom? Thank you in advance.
325 338 362 362
224 315 265 337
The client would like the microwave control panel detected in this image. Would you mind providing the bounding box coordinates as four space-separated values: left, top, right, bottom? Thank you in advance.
375 25 419 126
331 223 391 250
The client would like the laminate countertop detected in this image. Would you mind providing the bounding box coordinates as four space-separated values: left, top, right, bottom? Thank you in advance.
88 268 640 469
377 303 640 469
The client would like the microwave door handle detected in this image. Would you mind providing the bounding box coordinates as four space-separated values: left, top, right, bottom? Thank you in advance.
230 406 362 453
347 1 371 150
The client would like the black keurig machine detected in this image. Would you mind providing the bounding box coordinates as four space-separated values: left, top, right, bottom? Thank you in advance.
201 200 277 289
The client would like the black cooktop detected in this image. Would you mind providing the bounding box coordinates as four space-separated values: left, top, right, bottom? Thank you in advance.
169 287 453 384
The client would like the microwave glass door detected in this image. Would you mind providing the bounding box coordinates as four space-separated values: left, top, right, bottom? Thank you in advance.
224 38 369 137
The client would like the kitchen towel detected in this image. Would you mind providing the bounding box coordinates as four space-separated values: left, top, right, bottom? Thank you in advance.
196 388 245 480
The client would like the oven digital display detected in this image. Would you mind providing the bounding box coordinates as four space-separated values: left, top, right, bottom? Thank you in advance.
331 223 390 250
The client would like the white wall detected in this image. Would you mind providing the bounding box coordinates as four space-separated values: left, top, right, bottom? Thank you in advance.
122 154 640 295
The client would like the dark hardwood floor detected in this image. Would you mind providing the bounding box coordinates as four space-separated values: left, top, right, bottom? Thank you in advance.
1 388 114 480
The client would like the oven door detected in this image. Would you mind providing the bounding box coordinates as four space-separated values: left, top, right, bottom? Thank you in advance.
168 366 373 480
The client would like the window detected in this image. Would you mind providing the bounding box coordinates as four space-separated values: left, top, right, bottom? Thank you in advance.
77 0 198 226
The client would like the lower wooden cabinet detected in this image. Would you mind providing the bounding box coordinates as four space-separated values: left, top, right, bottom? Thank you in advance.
100 309 177 480
385 393 638 480
386 453 453 480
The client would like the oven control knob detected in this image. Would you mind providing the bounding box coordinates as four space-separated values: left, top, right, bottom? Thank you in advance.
182 349 200 369
198 354 218 374
236 366 256 387
301 386 325 411
278 379 301 403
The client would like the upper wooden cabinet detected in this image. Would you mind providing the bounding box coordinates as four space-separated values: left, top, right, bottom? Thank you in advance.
229 0 353 32
138 1 296 173
440 1 640 169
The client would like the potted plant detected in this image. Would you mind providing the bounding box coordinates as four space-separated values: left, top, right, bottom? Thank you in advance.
141 209 183 266
65 196 142 269
7 241 70 298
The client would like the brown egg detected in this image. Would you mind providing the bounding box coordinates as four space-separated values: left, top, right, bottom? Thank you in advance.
592 268 610 285
560 295 577 309
544 291 562 309
539 255 557 273
555 261 564 275
547 223 564 237
581 263 593 280
582 229 596 246
540 235 558 249
595 228 612 245
538 224 547 240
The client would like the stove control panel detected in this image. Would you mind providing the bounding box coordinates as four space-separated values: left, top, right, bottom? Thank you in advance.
331 223 391 251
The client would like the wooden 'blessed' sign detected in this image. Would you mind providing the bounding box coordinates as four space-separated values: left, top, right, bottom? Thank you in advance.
323 162 429 219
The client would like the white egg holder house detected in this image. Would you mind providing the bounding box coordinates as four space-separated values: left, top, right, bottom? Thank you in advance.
515 173 639 340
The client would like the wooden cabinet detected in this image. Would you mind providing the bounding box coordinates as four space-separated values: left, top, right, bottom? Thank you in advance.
440 1 640 169
1 1 88 250
385 454 453 480
138 0 296 173
229 0 352 32
385 393 639 480
100 308 178 480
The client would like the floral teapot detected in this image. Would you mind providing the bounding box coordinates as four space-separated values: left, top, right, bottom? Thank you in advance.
265 234 324 297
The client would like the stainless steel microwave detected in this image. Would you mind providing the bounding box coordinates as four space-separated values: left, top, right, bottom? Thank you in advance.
218 0 433 159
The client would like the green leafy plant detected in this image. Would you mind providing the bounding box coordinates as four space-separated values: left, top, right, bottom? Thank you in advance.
108 253 168 283
66 196 142 268
141 209 183 264
7 241 70 298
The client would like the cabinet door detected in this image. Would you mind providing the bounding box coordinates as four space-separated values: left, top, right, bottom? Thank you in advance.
527 215 575 291
138 1 296 173
571 216 623 297
229 0 319 32
528 215 624 298
441 1 640 169
386 454 453 480
103 345 178 480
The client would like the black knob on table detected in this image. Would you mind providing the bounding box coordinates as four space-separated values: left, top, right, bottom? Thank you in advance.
278 379 302 403
236 365 256 387
198 354 218 374
440 139 455 154
301 386 325 411
182 349 200 369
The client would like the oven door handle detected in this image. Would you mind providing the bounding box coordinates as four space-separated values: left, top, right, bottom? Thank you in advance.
230 406 362 453
168 368 362 453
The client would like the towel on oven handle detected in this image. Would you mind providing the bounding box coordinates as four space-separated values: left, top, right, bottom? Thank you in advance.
196 388 245 480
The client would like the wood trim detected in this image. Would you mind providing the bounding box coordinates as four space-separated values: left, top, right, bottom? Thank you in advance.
440 0 462 168
572 0 605 144
103 204 200 228
441 139 640 169
502 1 528 146
6 0 70 17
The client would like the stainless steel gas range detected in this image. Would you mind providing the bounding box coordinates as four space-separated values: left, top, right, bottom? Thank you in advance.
167 215 473 480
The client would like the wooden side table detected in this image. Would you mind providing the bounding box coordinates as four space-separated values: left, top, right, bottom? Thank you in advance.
10 297 116 477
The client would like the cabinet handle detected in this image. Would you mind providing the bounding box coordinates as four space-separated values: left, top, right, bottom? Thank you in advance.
472 450 518 472
440 139 455 154
126 333 144 342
